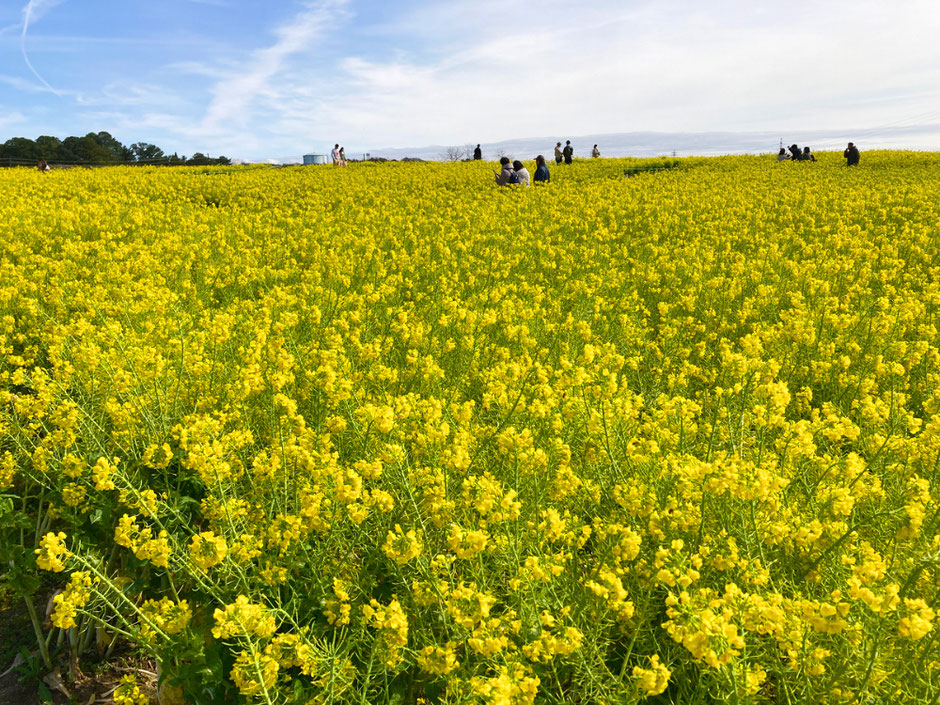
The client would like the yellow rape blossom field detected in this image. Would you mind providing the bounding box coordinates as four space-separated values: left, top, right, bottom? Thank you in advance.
2 152 940 704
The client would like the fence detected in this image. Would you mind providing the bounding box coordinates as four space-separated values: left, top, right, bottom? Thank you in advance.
1 156 221 168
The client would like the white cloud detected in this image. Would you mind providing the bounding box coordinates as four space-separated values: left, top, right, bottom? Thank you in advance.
0 108 27 131
0 72 57 93
302 0 940 151
21 0 65 26
11 0 940 160
197 0 350 133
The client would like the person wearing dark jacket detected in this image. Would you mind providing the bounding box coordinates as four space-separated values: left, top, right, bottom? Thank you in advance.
789 143 802 161
802 146 816 162
563 140 573 164
473 144 482 160
533 155 550 183
844 142 860 166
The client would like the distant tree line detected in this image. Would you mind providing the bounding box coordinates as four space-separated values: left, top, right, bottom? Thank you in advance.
0 131 230 167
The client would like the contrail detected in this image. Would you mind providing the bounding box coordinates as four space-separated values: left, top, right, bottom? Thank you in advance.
20 0 63 96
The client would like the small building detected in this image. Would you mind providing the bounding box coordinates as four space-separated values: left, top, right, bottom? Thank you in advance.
303 154 329 165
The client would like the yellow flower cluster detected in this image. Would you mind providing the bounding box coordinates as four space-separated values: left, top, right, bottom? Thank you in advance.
35 531 70 572
112 675 148 705
416 641 460 675
632 654 671 697
51 571 93 629
471 665 540 705
230 649 279 697
362 597 409 668
139 597 192 639
212 595 277 640
113 514 172 568
189 530 228 571
382 524 423 565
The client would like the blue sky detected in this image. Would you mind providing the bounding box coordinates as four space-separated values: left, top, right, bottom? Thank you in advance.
2 0 940 161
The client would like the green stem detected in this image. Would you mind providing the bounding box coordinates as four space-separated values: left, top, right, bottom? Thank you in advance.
24 596 54 671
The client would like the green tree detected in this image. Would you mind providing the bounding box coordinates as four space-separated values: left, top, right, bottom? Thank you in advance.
0 137 40 163
90 132 127 163
61 135 112 164
35 135 62 160
130 142 165 163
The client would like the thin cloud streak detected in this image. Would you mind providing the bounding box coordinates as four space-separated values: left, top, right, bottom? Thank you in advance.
20 0 65 95
198 0 350 133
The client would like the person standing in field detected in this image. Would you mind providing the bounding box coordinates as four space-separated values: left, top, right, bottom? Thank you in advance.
563 140 573 164
592 144 600 158
473 144 482 160
844 142 860 166
533 155 550 183
331 144 341 165
338 146 347 166
554 141 563 164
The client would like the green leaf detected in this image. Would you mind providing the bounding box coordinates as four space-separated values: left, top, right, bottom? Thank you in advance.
37 681 53 704
3 567 41 597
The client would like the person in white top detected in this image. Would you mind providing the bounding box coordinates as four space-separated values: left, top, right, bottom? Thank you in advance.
512 160 530 186
331 144 341 165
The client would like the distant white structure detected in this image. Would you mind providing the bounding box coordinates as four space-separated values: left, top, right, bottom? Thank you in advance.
303 154 329 165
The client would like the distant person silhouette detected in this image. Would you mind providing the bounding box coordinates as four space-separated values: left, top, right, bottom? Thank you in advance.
592 144 600 158
844 142 860 166
473 144 482 160
554 141 563 164
563 140 573 164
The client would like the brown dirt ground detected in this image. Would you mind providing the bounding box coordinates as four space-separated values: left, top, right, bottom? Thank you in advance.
0 594 157 704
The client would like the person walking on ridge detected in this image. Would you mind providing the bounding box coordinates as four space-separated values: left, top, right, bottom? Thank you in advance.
473 144 482 160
